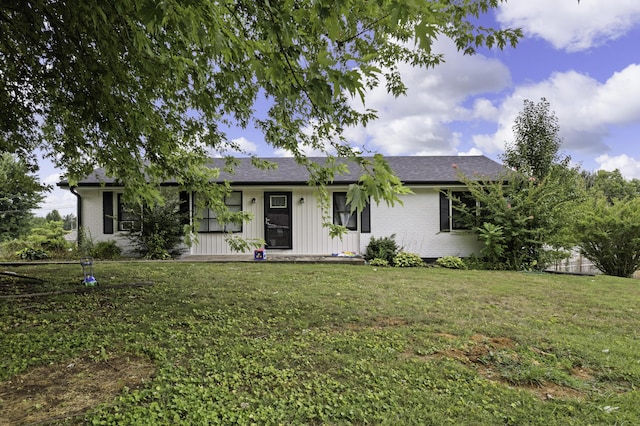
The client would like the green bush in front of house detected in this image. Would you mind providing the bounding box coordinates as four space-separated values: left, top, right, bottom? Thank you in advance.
436 256 467 269
393 252 425 267
91 240 122 260
368 258 390 267
125 191 187 260
364 235 399 265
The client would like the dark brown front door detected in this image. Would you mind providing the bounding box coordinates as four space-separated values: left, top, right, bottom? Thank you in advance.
264 192 292 249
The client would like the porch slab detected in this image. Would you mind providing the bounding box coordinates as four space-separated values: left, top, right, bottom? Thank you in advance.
180 254 366 264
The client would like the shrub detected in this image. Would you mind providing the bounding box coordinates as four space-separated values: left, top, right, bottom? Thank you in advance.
463 254 486 270
91 240 122 260
477 222 506 268
142 234 171 260
16 247 49 261
369 258 390 267
25 221 71 252
436 256 467 269
125 191 187 259
364 235 399 265
0 239 27 260
393 252 425 267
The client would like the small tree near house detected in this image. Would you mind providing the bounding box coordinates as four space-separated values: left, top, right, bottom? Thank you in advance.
125 191 189 259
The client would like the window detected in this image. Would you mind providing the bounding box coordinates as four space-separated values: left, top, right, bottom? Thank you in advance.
440 191 475 232
333 192 370 232
199 191 243 233
117 194 140 231
269 195 287 208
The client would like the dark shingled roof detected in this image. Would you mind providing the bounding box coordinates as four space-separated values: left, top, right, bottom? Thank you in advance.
61 156 507 187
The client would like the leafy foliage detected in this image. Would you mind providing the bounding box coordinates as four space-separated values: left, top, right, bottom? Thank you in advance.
1 0 521 236
456 99 584 271
24 221 70 253
459 170 584 270
436 256 467 269
125 191 188 259
16 247 49 261
45 210 62 222
573 195 640 277
364 235 399 265
476 222 506 268
90 241 122 260
393 252 425 268
0 153 49 241
501 98 570 181
368 258 390 267
581 169 640 203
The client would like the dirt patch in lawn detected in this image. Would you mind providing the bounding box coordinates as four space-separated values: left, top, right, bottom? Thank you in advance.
413 333 590 401
0 354 155 425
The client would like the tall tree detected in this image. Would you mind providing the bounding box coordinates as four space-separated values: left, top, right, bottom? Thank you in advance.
1 1 521 226
501 98 569 181
581 169 640 203
458 99 584 270
45 209 62 222
0 153 49 241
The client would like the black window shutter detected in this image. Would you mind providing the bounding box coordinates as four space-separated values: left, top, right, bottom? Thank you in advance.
360 201 371 233
103 192 114 234
439 192 450 232
179 191 190 226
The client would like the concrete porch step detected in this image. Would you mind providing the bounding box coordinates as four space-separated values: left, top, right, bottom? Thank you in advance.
180 254 366 264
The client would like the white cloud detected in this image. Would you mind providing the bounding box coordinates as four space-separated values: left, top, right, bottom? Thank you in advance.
347 38 511 156
596 154 640 179
497 0 640 52
36 188 76 217
229 137 258 154
459 147 485 156
472 98 500 121
43 172 63 186
273 146 327 157
471 64 640 157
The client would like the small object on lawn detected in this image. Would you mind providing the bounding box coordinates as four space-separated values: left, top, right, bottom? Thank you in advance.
80 257 98 286
253 248 266 260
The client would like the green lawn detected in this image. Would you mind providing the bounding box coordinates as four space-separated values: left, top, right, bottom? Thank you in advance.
1 262 639 425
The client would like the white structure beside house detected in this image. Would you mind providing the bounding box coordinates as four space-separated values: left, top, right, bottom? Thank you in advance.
59 156 507 259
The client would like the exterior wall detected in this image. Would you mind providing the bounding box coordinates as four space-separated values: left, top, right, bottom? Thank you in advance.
73 185 483 258
75 187 136 254
189 186 360 255
360 187 483 259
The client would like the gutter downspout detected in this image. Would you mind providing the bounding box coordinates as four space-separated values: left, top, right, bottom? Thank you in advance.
70 186 82 246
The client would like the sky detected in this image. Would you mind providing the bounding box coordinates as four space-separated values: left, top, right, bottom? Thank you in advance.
38 0 640 217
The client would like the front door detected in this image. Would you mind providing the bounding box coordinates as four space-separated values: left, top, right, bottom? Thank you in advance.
264 192 292 249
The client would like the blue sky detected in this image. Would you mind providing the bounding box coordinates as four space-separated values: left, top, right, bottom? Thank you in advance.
40 0 640 216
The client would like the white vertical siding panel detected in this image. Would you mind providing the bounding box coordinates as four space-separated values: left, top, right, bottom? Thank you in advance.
80 185 483 258
77 187 132 252
364 188 482 259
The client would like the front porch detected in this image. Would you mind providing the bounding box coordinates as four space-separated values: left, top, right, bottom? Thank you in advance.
180 254 366 264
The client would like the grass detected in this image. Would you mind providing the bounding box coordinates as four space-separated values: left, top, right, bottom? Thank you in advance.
0 262 639 424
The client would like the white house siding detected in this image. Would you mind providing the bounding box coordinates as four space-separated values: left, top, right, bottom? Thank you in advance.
189 186 361 256
73 185 482 258
75 187 136 253
360 188 483 259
